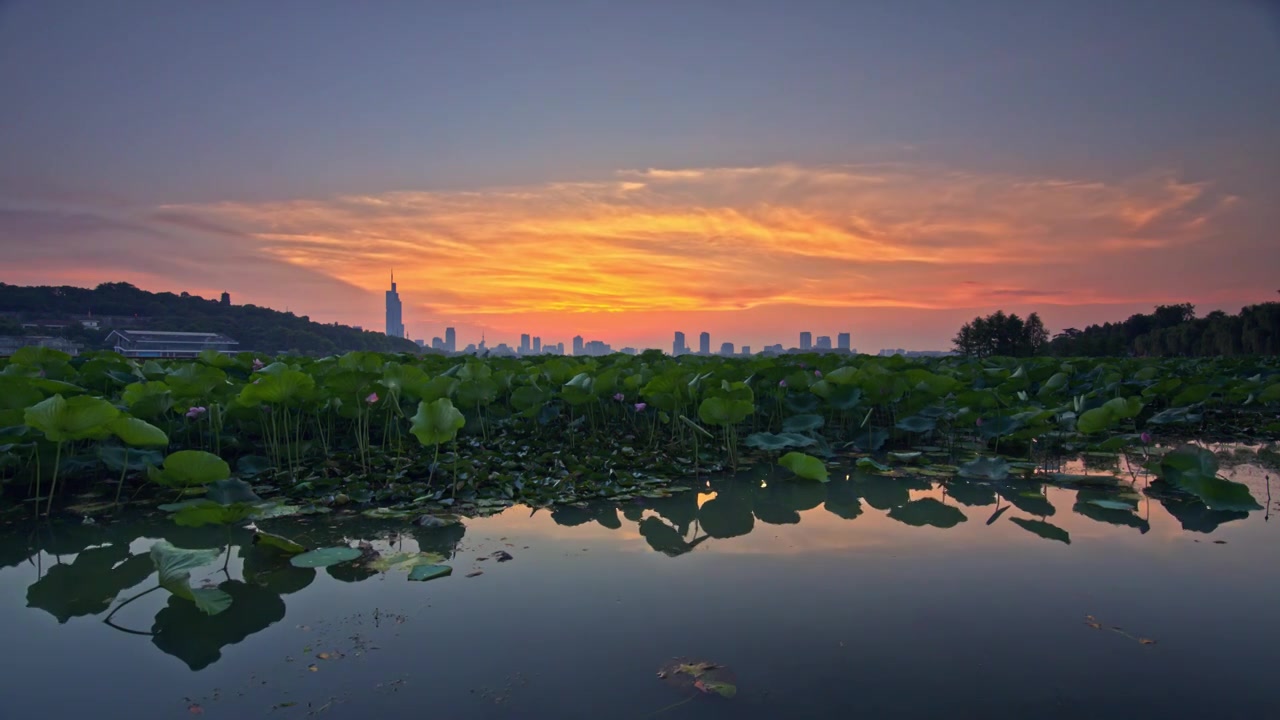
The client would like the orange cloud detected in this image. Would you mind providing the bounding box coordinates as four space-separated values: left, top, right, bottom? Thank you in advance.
157 163 1232 330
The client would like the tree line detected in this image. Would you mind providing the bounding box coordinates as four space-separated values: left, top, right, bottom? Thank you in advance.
0 282 421 355
954 300 1280 358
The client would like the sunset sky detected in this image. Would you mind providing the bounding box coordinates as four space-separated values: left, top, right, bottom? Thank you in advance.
2 1 1278 352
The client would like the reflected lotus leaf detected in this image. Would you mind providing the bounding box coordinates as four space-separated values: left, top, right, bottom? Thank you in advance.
27 545 154 623
995 485 1055 517
823 480 864 520
946 480 998 507
888 498 967 528
1009 517 1071 544
856 474 912 511
1073 490 1150 534
639 517 707 557
151 580 286 671
698 494 755 538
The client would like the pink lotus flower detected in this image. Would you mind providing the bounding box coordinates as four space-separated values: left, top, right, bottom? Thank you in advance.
366 392 379 404
613 393 625 402
975 417 983 427
1140 432 1152 444
252 359 264 371
814 369 823 378
779 379 787 388
185 406 207 420
634 402 647 412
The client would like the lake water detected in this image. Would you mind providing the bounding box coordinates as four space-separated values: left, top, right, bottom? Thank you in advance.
1 457 1277 719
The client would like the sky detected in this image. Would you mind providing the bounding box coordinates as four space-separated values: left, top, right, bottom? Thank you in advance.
1 0 1278 352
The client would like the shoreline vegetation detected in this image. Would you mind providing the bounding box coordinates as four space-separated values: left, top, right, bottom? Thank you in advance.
1 347 1274 518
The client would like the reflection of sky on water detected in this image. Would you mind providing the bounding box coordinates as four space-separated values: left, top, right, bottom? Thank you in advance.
0 458 1277 719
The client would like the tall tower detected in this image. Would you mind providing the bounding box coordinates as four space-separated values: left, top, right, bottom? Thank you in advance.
673 331 686 355
445 327 456 353
572 335 584 355
533 336 542 354
385 272 405 338
520 333 531 354
799 331 812 351
698 332 710 355
837 332 851 351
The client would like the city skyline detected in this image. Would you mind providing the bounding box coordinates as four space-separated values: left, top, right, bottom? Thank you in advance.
2 2 1277 350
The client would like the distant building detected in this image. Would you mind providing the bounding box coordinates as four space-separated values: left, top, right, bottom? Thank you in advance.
799 332 812 351
220 291 231 306
837 332 850 351
445 327 456 353
620 347 637 355
573 335 584 355
533 336 542 354
520 333 531 354
699 331 710 355
415 339 426 348
673 331 687 355
107 329 238 359
719 342 734 356
583 339 612 356
385 272 405 338
741 346 751 355
816 335 832 350
431 337 444 350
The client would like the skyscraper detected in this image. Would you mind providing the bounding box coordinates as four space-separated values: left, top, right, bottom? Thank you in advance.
520 333 531 354
533 336 542 354
573 335 584 355
816 335 832 350
445 327 456 353
385 272 404 338
719 342 734 356
673 331 686 355
837 332 851 351
699 332 710 355
799 331 812 350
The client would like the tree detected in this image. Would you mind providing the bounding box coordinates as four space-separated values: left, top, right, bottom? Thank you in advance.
953 310 1050 358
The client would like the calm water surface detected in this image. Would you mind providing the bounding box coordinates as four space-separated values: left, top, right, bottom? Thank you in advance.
1 459 1277 719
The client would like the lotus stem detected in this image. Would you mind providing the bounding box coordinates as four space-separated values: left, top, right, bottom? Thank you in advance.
44 441 63 516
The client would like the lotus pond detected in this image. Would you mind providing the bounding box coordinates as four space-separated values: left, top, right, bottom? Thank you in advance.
0 448 1277 719
2 348 1279 717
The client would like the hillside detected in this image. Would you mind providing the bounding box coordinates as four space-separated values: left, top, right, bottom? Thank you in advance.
0 282 420 355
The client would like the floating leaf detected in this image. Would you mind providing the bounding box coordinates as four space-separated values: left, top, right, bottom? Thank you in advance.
253 531 306 556
778 452 829 482
290 547 363 568
407 564 452 582
368 551 447 573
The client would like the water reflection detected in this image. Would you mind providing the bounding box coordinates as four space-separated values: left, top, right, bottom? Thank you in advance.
0 465 1267 673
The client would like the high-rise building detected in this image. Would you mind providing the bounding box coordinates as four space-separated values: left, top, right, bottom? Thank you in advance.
533 336 542 354
445 327 456 353
573 335 584 355
837 332 851 351
816 335 832 350
699 332 710 355
719 342 734 356
741 346 751 355
385 272 405 338
520 333 531 354
799 331 812 350
220 291 231 306
673 331 686 355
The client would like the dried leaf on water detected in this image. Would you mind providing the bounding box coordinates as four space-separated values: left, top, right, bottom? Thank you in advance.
658 658 737 701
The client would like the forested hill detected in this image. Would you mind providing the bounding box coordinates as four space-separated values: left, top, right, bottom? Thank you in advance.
0 282 420 355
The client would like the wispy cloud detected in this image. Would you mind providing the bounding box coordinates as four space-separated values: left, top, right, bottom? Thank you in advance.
161 163 1235 318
